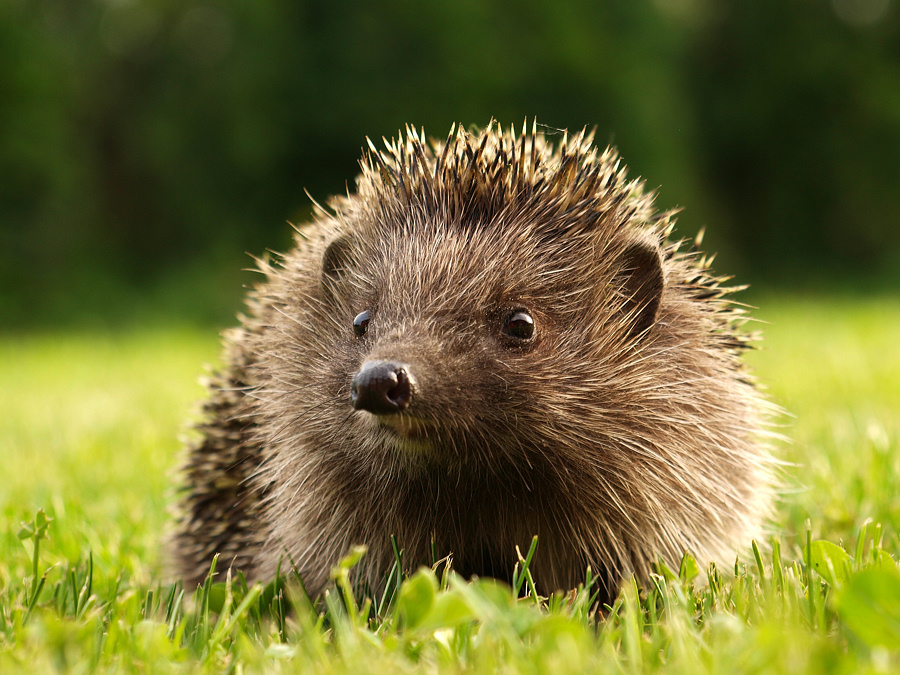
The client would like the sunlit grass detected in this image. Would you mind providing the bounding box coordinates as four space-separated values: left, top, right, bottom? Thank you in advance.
1 295 899 673
0 329 217 585
746 295 900 544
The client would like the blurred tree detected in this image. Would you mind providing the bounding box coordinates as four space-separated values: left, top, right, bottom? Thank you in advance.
0 0 897 327
687 0 900 280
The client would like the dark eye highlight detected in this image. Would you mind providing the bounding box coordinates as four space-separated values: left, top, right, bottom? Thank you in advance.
353 310 371 338
502 310 535 341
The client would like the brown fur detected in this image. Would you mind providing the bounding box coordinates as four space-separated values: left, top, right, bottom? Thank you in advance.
171 122 775 601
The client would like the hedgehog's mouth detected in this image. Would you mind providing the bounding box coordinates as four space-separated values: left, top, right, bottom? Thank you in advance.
376 414 434 440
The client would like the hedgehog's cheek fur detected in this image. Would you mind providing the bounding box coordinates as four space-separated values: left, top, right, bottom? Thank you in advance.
613 235 665 339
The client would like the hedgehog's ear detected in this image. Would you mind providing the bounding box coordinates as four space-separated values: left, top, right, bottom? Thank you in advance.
321 234 358 298
614 237 665 339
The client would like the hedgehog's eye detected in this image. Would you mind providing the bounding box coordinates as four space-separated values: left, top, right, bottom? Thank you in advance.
502 309 535 341
353 310 371 338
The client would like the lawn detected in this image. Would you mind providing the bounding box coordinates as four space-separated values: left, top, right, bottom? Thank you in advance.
1 295 899 673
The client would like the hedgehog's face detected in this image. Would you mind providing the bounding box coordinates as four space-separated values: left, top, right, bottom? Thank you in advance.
275 214 666 477
300 211 663 464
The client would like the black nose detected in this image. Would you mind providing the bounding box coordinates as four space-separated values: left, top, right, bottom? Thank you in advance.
351 361 414 414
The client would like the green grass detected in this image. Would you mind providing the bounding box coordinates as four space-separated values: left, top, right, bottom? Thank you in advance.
1 296 899 673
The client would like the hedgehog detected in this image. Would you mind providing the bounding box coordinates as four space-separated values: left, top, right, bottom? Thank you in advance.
171 121 774 603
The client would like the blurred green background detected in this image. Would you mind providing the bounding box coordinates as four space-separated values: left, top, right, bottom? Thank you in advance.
2 0 899 329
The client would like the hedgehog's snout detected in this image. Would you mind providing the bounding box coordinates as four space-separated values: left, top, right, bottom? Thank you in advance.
350 360 414 414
